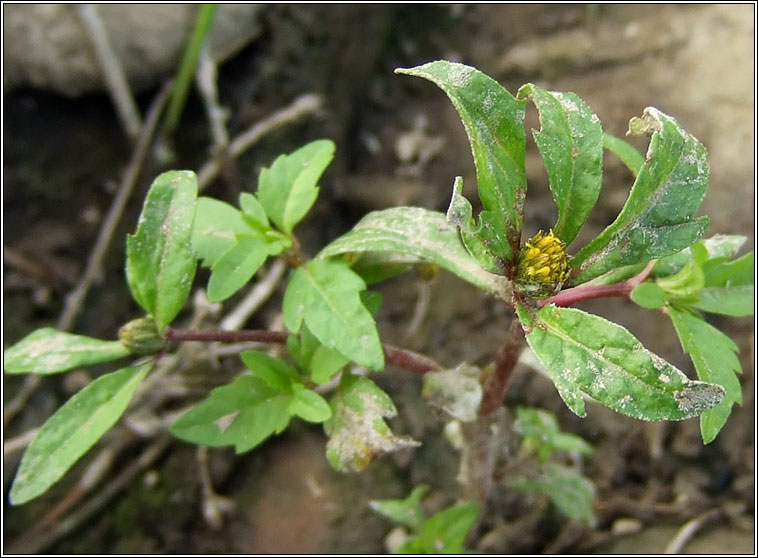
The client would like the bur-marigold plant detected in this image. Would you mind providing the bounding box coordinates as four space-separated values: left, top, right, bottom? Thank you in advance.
4 61 752 547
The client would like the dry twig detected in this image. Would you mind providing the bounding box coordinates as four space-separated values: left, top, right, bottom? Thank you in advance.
77 4 143 140
197 93 323 191
7 436 172 554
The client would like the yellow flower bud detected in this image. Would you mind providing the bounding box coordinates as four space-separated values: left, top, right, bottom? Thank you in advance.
514 230 570 299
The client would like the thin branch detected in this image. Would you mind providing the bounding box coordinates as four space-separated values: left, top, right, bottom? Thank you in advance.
165 327 288 344
164 327 442 375
7 436 172 554
3 428 39 457
195 44 230 153
57 81 173 332
197 93 323 192
77 4 142 140
663 508 723 554
539 260 655 308
383 344 442 374
197 446 235 529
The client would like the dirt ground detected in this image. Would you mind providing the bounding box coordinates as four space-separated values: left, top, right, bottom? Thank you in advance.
3 4 755 554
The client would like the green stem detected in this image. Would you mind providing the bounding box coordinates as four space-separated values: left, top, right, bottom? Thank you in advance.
164 4 217 134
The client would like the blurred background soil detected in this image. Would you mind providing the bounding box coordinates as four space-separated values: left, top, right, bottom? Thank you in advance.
3 4 754 554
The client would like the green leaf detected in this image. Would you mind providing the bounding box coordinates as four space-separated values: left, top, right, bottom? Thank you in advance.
288 383 332 423
238 192 269 231
422 364 483 423
349 252 417 285
518 84 603 245
369 484 430 532
310 345 350 385
668 306 743 443
446 176 502 273
207 234 269 302
164 4 217 133
397 61 526 262
191 196 251 268
240 350 299 392
170 375 291 453
630 282 668 309
516 303 724 420
657 259 705 300
399 501 480 554
4 328 131 375
603 133 644 177
324 373 419 473
10 362 151 505
571 108 710 285
514 407 593 464
287 324 349 385
257 139 335 235
282 259 384 370
691 285 754 317
509 464 596 527
653 234 747 278
126 170 198 331
319 207 511 299
703 251 753 287
287 325 320 370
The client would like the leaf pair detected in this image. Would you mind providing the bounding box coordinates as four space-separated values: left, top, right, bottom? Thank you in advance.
8 170 201 504
517 303 725 422
192 140 335 301
171 360 416 473
170 350 331 452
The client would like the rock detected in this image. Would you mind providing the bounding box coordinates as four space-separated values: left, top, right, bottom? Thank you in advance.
3 4 264 97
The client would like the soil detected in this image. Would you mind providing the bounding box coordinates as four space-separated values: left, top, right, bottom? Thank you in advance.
3 4 754 554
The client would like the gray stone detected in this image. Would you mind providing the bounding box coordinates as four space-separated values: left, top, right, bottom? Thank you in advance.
3 4 264 97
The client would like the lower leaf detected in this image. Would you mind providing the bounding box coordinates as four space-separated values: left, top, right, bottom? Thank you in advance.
170 375 291 453
509 463 596 527
325 373 419 472
4 327 131 375
516 303 724 421
10 362 152 505
668 306 743 443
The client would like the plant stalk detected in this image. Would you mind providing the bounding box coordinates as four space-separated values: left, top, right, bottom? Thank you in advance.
458 317 526 505
539 260 655 308
479 318 526 418
163 327 441 375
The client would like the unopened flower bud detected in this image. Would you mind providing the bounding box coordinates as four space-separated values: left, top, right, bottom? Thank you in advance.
514 230 570 299
119 317 166 355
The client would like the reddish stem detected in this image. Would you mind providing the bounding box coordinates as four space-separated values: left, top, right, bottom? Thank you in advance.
164 327 288 344
478 318 526 418
538 260 655 308
163 327 441 375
